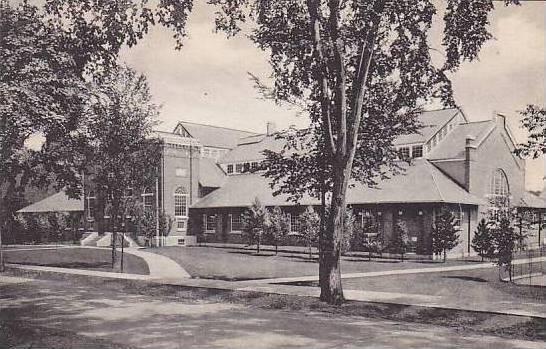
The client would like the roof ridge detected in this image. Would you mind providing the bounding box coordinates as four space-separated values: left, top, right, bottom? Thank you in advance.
460 119 494 125
426 161 446 202
420 107 459 113
178 120 260 135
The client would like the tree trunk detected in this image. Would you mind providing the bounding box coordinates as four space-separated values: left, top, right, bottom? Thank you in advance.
443 249 447 263
0 224 4 273
319 164 349 305
256 231 260 254
275 243 278 255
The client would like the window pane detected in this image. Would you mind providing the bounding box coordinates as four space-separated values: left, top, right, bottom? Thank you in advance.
398 147 410 159
412 145 423 158
227 164 233 174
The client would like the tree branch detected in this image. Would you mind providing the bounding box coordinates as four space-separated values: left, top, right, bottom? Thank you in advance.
306 0 336 156
346 0 387 162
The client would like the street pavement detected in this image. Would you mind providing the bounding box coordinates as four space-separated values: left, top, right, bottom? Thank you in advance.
0 275 544 349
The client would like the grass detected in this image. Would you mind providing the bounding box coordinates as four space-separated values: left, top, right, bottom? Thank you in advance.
5 267 546 342
3 247 149 275
146 246 470 280
287 267 546 307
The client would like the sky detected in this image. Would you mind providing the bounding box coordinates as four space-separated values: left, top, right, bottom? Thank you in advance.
119 1 545 191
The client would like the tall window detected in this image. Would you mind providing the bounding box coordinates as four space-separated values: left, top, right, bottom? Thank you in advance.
87 191 96 220
141 187 154 211
227 164 234 174
174 187 188 217
205 214 216 231
290 214 300 233
230 214 243 231
490 169 510 197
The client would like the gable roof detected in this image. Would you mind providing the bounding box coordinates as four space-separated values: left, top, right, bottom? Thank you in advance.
346 159 484 205
219 134 285 163
191 173 318 209
394 108 463 146
192 159 483 209
17 191 84 213
199 158 227 188
428 120 495 160
175 121 259 149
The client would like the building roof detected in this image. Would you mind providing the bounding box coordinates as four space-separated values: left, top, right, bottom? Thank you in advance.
192 159 483 209
191 173 318 209
517 191 546 209
346 159 484 205
394 108 463 146
199 158 227 188
219 134 285 163
175 121 259 150
428 120 495 160
17 191 84 213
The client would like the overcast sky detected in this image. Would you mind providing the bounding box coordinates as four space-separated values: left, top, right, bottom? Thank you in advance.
119 1 545 191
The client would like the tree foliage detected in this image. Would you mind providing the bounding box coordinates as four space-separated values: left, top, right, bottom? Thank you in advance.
514 104 545 159
210 0 521 304
431 208 460 262
299 206 320 259
490 213 517 281
242 197 269 253
471 218 494 262
265 206 291 254
82 65 162 266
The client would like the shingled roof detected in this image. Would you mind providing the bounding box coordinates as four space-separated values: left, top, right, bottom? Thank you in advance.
199 158 227 188
518 191 546 209
192 159 483 209
175 121 259 149
219 134 285 163
428 120 495 160
394 108 464 146
17 191 84 213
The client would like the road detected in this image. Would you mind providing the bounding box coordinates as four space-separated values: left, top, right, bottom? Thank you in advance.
0 275 543 349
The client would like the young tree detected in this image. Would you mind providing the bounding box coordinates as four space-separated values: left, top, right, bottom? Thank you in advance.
265 206 291 254
210 0 522 304
431 208 461 262
242 198 270 254
472 219 494 262
515 105 545 159
390 221 409 261
299 206 320 259
490 213 517 282
83 65 162 268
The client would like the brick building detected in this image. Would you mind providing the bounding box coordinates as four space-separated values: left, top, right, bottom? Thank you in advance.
18 108 545 255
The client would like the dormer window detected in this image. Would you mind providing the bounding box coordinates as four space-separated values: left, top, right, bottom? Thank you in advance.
227 164 234 174
243 162 251 172
235 163 243 173
411 145 423 158
398 147 410 159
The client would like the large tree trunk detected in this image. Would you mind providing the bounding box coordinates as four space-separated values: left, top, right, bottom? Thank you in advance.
319 163 351 304
0 224 4 273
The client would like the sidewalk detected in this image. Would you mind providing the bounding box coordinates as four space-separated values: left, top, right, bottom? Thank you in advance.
5 259 546 319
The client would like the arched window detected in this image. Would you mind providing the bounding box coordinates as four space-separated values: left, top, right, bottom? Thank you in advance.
174 186 188 218
141 187 154 211
489 169 510 197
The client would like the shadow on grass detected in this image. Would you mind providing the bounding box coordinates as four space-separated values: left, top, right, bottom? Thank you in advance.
442 275 488 283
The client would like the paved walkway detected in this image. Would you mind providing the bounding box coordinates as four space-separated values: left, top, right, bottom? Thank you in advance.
245 256 546 284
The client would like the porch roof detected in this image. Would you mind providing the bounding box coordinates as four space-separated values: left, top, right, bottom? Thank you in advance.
191 159 484 209
17 191 84 213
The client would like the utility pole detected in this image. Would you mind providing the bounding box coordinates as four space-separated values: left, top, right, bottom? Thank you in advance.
155 174 160 247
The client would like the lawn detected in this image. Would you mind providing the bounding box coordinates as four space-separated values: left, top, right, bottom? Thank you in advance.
3 247 149 275
291 266 546 308
146 246 473 281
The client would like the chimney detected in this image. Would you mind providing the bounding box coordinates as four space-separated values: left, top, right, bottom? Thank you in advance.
464 135 477 192
266 121 277 136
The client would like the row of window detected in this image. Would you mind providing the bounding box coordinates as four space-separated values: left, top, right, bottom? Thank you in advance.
396 145 423 159
203 213 301 233
86 187 189 219
225 161 261 175
425 121 457 153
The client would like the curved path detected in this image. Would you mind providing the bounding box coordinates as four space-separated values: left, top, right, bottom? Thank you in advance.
121 247 190 279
